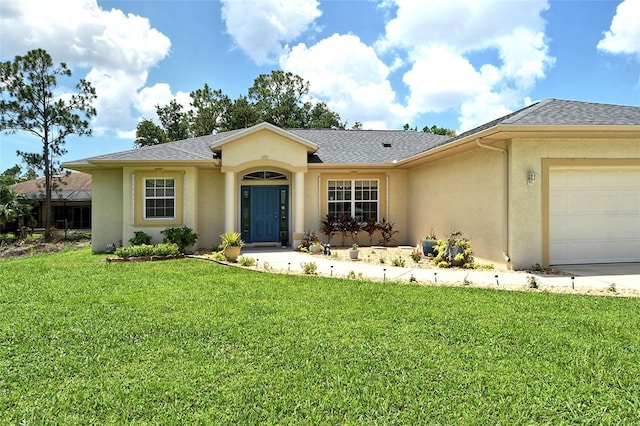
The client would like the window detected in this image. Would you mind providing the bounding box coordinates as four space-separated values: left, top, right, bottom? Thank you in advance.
243 171 287 180
328 179 378 221
144 178 175 219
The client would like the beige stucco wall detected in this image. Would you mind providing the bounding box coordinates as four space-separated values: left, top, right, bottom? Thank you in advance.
90 168 123 252
407 147 507 266
509 137 640 268
196 169 226 249
220 130 309 171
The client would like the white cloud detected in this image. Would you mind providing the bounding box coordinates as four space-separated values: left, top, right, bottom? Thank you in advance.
280 33 405 128
597 0 640 56
0 0 172 137
221 0 321 65
402 45 487 113
378 0 554 131
279 0 554 131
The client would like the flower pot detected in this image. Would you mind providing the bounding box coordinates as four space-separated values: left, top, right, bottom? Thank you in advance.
422 239 438 256
223 246 242 262
448 245 464 267
310 244 323 254
349 249 359 260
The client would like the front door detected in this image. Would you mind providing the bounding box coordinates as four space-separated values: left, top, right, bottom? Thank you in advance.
241 185 288 243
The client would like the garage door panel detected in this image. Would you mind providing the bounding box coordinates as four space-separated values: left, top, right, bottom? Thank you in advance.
549 167 640 265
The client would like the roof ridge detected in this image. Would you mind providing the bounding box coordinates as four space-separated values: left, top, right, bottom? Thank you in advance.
502 98 555 124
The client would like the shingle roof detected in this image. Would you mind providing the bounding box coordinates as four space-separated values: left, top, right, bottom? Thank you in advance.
68 127 450 165
453 98 640 141
65 99 639 167
9 172 92 201
288 129 450 163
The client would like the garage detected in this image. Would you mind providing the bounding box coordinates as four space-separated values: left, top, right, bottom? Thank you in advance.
548 167 640 265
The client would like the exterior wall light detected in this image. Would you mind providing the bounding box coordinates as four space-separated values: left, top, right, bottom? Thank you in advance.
527 170 537 186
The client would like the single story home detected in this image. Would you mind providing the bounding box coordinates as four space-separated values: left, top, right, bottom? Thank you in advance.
63 99 640 269
9 172 92 230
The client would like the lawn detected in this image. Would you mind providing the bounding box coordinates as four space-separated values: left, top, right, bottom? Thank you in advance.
1 248 639 424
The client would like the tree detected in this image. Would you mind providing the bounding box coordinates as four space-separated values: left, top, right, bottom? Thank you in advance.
187 84 232 137
0 165 24 187
221 96 260 131
422 124 456 137
156 99 189 141
134 118 169 147
305 101 344 129
247 70 344 129
0 186 32 233
0 48 96 241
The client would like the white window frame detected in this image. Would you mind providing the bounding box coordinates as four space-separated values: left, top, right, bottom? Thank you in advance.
327 179 379 221
143 178 176 220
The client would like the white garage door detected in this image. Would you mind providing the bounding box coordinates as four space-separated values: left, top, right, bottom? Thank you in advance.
549 167 640 265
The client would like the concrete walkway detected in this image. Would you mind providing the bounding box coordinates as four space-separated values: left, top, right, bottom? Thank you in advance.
236 247 640 295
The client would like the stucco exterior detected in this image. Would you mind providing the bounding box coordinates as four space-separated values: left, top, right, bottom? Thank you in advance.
406 146 507 265
63 99 640 269
91 169 123 250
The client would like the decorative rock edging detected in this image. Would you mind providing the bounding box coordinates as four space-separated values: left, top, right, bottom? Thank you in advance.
105 254 185 263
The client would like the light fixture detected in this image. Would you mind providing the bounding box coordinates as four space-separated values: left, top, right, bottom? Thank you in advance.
527 170 537 186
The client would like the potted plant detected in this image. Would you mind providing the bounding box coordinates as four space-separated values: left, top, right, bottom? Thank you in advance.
433 230 474 268
349 243 359 260
421 231 438 257
320 214 338 246
220 232 244 262
310 239 324 254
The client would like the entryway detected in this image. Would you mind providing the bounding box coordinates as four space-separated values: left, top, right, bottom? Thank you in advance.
241 185 289 244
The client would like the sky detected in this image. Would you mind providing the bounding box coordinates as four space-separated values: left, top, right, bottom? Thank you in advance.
1 0 639 173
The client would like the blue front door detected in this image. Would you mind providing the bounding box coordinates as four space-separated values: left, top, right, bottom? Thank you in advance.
241 186 288 243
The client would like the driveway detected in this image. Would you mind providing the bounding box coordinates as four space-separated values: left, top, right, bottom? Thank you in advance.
553 263 640 289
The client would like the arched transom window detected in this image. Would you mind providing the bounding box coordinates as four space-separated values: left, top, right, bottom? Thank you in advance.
243 171 287 180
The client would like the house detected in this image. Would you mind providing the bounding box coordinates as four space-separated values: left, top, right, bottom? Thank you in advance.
62 99 640 269
9 172 92 230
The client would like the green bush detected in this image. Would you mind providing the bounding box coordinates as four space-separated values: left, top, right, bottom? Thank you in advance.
162 226 198 253
433 230 474 268
391 257 406 267
114 243 179 258
300 261 318 275
129 231 152 246
238 256 256 267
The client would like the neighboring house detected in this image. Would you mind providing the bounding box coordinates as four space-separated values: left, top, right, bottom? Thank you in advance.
63 99 640 269
9 172 92 229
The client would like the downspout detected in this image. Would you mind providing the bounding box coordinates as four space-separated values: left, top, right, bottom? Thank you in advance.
476 138 511 267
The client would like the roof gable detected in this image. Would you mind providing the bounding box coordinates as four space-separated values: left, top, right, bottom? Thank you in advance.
210 122 318 153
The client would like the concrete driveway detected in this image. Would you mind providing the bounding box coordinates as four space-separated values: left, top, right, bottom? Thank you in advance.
553 263 640 289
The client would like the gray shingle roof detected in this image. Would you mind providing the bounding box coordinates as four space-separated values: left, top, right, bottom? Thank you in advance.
288 129 450 163
66 99 639 167
453 98 640 141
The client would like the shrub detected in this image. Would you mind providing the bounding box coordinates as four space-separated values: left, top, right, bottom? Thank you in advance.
300 261 318 275
238 256 256 267
129 231 152 246
378 218 398 247
210 251 226 261
391 257 406 267
433 230 474 268
114 243 179 258
162 226 198 253
410 249 422 263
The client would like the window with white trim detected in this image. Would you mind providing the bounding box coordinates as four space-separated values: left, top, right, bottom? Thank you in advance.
144 178 175 219
327 179 378 221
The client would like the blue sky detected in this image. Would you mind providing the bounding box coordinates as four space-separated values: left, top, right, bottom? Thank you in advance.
1 0 639 173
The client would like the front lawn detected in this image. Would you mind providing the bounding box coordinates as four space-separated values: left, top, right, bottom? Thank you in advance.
1 248 639 424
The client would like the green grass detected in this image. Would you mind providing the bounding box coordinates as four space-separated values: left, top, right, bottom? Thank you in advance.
1 248 640 424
